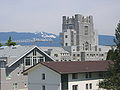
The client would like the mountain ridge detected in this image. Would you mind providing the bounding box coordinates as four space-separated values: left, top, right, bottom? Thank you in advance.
0 32 115 46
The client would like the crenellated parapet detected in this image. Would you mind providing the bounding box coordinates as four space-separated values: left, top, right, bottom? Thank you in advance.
63 14 93 25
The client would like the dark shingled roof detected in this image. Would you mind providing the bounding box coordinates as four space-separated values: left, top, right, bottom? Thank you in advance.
23 60 113 74
41 60 112 74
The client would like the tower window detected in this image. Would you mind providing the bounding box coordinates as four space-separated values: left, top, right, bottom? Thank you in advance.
85 42 89 51
84 26 88 35
99 48 101 51
65 35 68 38
77 54 80 57
65 43 68 46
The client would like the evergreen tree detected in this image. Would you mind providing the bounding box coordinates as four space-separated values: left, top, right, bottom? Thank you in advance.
0 42 2 47
0 40 3 47
106 48 115 60
6 36 16 46
99 21 120 90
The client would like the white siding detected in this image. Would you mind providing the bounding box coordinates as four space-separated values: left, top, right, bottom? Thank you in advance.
68 73 105 90
28 65 61 90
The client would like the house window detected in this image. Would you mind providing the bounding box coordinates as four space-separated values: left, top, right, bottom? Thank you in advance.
90 83 92 89
72 73 78 79
86 83 92 89
86 84 88 89
25 57 31 66
72 85 78 90
42 85 45 90
13 83 18 89
99 72 103 78
38 57 44 62
33 57 37 65
33 49 37 56
42 73 45 80
0 61 6 68
86 72 92 78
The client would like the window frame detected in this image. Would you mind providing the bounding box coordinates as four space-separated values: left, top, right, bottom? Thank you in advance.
86 84 88 89
89 83 92 89
42 73 45 80
42 85 45 90
72 85 78 90
65 35 68 38
85 72 92 78
72 73 78 79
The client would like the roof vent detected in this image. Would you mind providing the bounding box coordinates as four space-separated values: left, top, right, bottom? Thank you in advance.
0 48 4 50
12 47 17 49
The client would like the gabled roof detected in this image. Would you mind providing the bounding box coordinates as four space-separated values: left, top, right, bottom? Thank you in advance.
23 60 113 74
0 45 55 67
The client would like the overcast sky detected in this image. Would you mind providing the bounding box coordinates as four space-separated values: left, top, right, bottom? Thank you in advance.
0 0 120 35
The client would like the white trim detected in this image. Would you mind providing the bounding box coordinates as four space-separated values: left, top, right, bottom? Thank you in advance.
36 46 56 61
8 46 36 67
8 46 55 67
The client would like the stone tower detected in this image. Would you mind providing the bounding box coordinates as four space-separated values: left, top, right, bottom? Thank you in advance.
60 14 98 52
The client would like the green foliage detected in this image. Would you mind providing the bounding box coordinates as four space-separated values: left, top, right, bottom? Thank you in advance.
99 21 120 90
6 36 16 46
99 73 120 90
114 22 120 50
0 42 2 47
106 48 115 60
0 40 3 47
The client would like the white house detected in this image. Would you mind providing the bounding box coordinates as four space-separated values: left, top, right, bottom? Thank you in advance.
23 60 112 90
0 45 55 90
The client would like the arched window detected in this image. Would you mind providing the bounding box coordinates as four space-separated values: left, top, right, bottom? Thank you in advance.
85 42 89 51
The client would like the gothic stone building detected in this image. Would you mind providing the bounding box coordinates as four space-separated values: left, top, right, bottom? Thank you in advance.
60 14 111 61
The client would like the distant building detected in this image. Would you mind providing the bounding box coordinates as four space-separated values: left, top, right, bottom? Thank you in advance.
23 60 112 90
60 14 111 61
40 47 71 61
0 45 54 90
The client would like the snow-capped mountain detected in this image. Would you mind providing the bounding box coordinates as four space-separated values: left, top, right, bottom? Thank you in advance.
37 32 57 39
0 32 115 47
